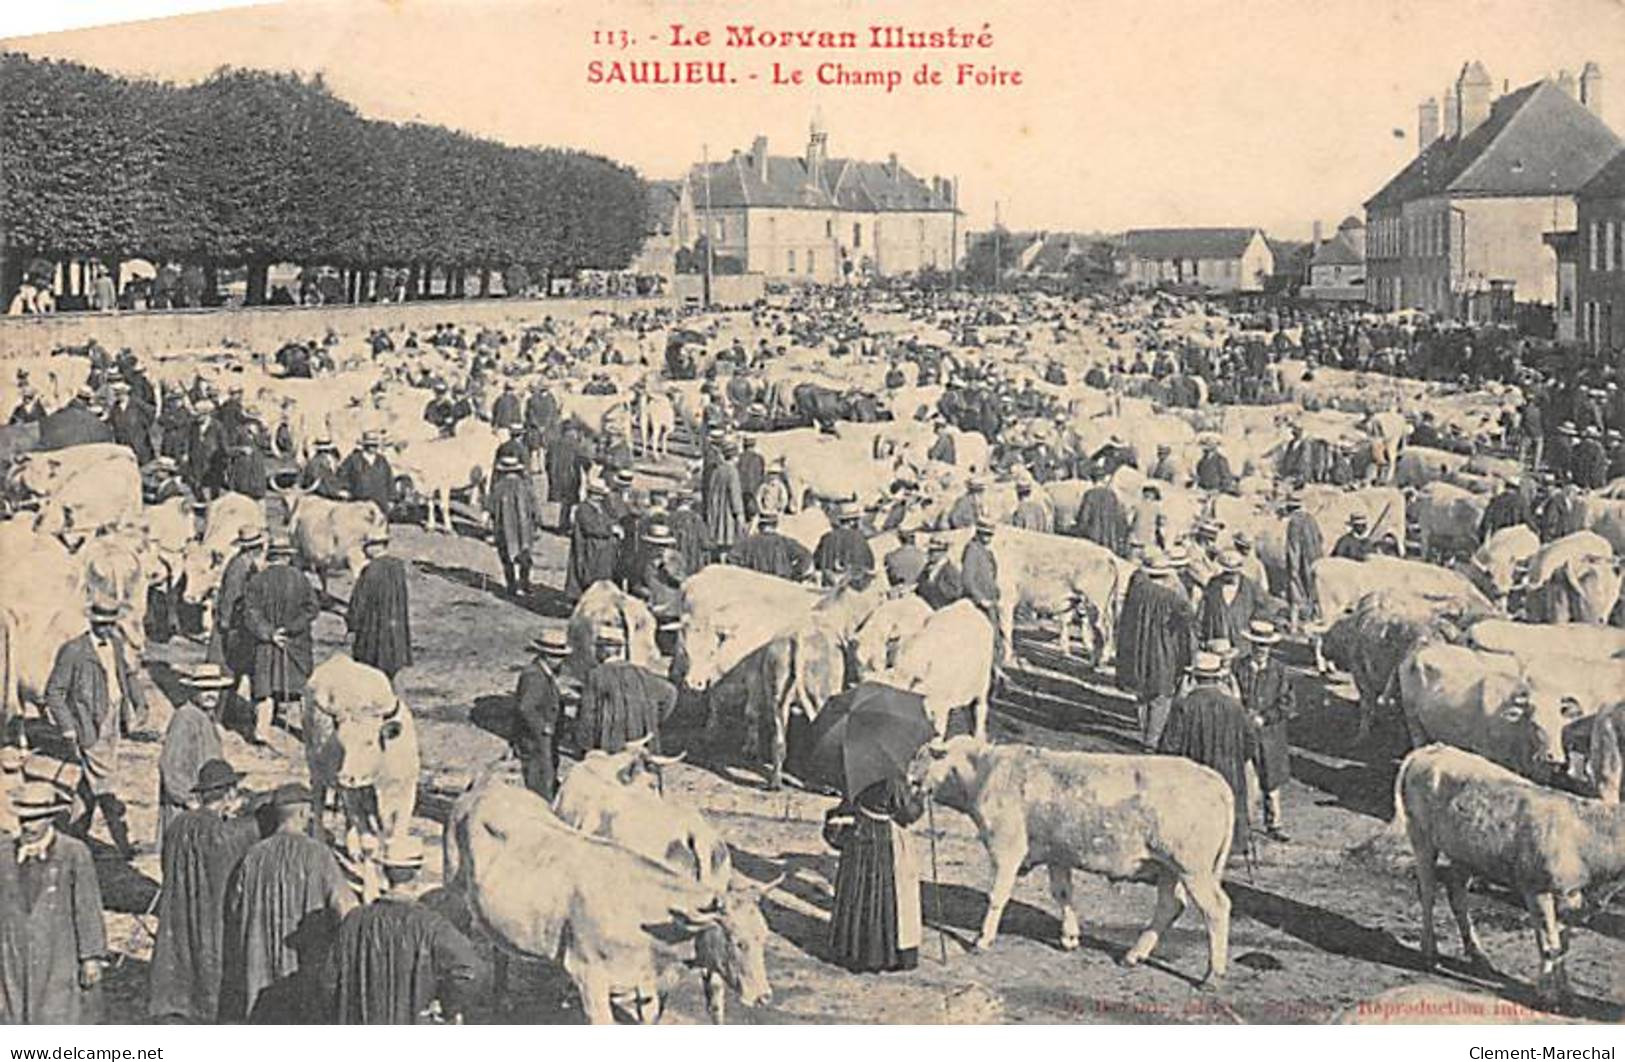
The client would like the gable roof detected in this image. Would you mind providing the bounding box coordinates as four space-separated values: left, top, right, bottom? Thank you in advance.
1311 233 1363 267
691 150 955 213
1580 149 1625 199
1365 80 1621 210
1123 227 1263 260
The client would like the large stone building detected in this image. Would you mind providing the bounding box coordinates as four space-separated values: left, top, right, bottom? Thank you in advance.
688 120 959 283
1550 150 1625 355
1364 60 1618 318
1118 228 1274 292
1302 216 1368 301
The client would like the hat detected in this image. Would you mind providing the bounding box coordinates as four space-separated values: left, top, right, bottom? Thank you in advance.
185 663 236 690
0 747 24 774
836 500 860 522
757 511 779 527
1190 651 1226 680
110 380 130 393
75 386 95 402
1141 483 1162 499
968 477 988 492
974 516 997 534
644 522 675 545
1347 513 1369 529
266 533 296 557
1195 518 1224 538
1559 422 1577 437
10 781 71 819
1164 545 1190 568
1217 549 1244 572
707 427 726 441
595 625 627 646
529 629 570 657
266 785 313 811
364 528 390 547
362 430 383 446
1233 531 1253 550
928 535 950 553
586 478 608 496
1204 638 1237 659
495 453 523 473
192 758 244 794
1584 424 1601 439
381 834 425 870
741 436 756 448
1245 620 1281 645
195 398 217 414
614 469 635 486
88 598 122 623
235 526 266 549
1141 549 1172 576
314 435 335 451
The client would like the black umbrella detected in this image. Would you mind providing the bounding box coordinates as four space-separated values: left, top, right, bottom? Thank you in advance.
802 682 934 800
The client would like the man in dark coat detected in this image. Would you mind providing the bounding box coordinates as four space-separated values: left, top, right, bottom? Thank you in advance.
226 420 270 499
1282 496 1323 630
1159 652 1254 853
927 423 957 465
525 384 560 467
961 519 1003 659
1232 622 1295 843
1537 481 1586 542
1478 478 1531 542
300 438 344 499
208 526 265 689
1330 514 1371 560
731 511 814 581
737 436 766 519
45 600 148 860
338 431 393 516
566 481 620 598
669 487 713 576
486 454 538 597
186 398 228 500
321 835 480 1024
1194 440 1237 494
511 630 568 798
1075 480 1130 557
346 530 412 680
1089 436 1137 479
813 504 875 583
107 380 155 464
1116 554 1196 750
221 784 355 1022
1573 425 1609 489
1196 551 1267 649
706 442 746 555
240 537 320 745
576 631 677 753
917 536 963 608
8 385 45 425
3 783 108 1024
545 422 585 530
883 527 927 588
490 381 523 433
157 665 231 853
149 759 258 1023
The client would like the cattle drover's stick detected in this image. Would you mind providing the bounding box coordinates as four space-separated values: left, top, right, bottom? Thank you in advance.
926 794 947 964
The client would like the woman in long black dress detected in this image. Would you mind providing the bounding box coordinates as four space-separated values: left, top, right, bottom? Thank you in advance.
822 778 924 973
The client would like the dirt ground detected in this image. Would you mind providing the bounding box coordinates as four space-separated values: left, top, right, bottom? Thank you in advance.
66 465 1625 1026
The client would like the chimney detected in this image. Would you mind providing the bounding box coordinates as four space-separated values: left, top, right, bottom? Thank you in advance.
804 117 827 182
942 178 954 205
1418 96 1440 153
1443 88 1460 137
1312 220 1324 247
1556 69 1577 98
887 152 899 180
1458 61 1493 136
751 136 769 182
1580 61 1603 118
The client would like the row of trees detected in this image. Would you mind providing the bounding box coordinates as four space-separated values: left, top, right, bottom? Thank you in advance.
0 53 649 305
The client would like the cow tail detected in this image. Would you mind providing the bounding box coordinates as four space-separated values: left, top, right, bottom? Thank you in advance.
1389 752 1413 837
789 627 816 721
0 609 17 740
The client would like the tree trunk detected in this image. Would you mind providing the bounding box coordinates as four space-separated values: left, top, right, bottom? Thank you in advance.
202 262 219 306
452 268 467 298
246 260 269 306
479 268 492 297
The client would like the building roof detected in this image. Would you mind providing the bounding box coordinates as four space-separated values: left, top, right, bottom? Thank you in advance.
1337 215 1365 231
1310 233 1363 267
1580 148 1625 198
1122 227 1263 260
1365 79 1621 210
691 148 955 213
645 180 687 236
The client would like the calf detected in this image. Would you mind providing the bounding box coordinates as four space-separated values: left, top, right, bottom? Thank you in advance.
908 736 1233 981
1393 743 1625 1001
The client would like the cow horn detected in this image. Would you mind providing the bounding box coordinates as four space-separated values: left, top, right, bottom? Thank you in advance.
670 903 721 929
645 750 686 766
750 872 786 894
624 734 654 752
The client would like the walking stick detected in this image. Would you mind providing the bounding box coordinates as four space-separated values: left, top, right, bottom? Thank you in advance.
926 794 948 964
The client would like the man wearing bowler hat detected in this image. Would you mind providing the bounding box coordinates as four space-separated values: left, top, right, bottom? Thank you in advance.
157 663 233 850
221 783 355 1022
149 758 258 1023
2 781 108 1024
1158 651 1254 852
322 834 480 1024
512 629 569 798
44 598 148 861
1233 621 1295 842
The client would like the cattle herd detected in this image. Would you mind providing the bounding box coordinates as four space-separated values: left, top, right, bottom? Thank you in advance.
0 284 1623 1024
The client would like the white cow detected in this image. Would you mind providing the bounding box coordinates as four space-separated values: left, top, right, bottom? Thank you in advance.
303 654 421 858
874 600 996 738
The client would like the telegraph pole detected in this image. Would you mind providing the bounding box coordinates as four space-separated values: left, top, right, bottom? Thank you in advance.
702 143 714 307
950 174 960 292
993 200 1002 293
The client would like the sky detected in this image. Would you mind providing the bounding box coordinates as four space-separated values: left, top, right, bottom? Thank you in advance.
5 0 1625 239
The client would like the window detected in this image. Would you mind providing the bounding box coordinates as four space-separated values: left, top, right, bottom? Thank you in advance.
825 219 833 238
715 218 727 243
1615 219 1624 270
1591 222 1601 271
853 223 862 248
1608 220 1619 271
787 250 796 273
807 249 816 274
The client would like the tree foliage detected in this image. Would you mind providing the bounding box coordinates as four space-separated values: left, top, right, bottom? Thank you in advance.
0 53 648 298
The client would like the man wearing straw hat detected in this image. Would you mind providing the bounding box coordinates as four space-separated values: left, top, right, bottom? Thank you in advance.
486 452 538 598
1330 511 1372 561
1157 650 1253 852
322 834 480 1024
512 629 569 798
338 430 393 517
1116 549 1196 751
149 758 258 1024
565 478 619 599
730 510 813 582
346 529 413 680
241 534 320 746
577 626 676 754
813 500 874 584
221 783 355 1022
705 436 746 557
156 664 234 850
1234 621 1296 843
44 598 147 861
1 781 108 1023
299 435 344 499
